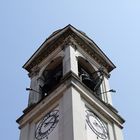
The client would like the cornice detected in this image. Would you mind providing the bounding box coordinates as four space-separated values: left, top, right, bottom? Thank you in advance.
25 30 71 72
70 33 115 72
24 27 115 73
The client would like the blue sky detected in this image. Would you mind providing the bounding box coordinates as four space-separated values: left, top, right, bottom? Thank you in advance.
0 0 140 140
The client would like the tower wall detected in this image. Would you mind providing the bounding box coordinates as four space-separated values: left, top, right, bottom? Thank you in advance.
17 25 124 140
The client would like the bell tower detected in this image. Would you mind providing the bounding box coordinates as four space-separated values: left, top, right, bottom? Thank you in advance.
17 25 125 140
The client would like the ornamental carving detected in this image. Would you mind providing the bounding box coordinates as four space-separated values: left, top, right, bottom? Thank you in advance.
26 30 113 73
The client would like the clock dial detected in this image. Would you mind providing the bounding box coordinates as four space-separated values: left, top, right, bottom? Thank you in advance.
86 110 108 139
35 110 59 140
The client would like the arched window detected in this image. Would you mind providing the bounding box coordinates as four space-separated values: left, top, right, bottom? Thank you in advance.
40 57 63 97
77 56 104 97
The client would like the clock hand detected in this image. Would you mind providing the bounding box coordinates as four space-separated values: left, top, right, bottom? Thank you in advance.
44 122 54 127
44 116 57 127
93 121 103 131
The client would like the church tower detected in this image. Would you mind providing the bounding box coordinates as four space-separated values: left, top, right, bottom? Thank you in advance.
17 25 125 140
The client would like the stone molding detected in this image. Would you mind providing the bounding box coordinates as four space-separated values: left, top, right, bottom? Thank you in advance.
24 28 115 73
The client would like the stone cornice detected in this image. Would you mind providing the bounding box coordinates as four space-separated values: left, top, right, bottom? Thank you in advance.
24 26 115 73
70 32 115 72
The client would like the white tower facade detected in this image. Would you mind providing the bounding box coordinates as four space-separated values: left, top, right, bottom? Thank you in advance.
17 25 125 140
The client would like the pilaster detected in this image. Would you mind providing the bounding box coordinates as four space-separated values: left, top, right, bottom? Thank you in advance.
63 45 78 76
59 87 86 140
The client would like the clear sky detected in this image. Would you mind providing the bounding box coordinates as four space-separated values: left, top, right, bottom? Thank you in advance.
0 0 140 140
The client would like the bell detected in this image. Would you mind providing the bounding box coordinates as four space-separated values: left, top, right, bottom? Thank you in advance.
82 74 92 84
93 77 103 92
81 74 93 90
41 79 52 93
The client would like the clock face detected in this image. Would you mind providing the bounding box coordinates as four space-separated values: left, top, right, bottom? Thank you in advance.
86 110 108 139
35 110 59 140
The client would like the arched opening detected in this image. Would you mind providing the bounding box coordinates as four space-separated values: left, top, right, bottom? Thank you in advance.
40 57 63 97
77 56 104 96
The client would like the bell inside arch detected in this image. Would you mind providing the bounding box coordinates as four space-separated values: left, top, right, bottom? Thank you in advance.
82 74 94 91
40 63 63 97
78 63 104 93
